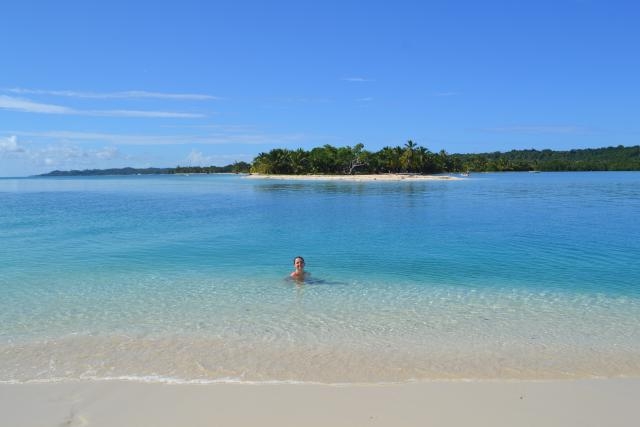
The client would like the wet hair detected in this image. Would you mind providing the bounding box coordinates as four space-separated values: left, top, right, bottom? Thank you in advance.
293 256 305 264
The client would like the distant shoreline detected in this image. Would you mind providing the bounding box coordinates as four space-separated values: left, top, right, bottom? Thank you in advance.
36 164 251 177
32 144 640 177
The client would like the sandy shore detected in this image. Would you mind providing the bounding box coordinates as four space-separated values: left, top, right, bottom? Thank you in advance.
245 173 462 181
2 379 638 427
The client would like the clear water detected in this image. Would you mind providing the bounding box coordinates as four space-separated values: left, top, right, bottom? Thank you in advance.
1 172 639 383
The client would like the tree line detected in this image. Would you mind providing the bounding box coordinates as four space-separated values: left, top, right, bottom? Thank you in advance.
39 144 640 176
450 145 640 172
250 142 640 174
172 162 251 174
40 162 252 176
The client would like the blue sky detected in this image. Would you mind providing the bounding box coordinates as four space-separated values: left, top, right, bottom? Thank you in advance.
1 0 638 176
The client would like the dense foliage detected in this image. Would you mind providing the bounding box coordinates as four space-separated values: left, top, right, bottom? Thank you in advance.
451 145 640 172
250 143 640 174
39 145 640 176
41 167 172 176
250 142 454 174
40 162 251 176
172 162 251 174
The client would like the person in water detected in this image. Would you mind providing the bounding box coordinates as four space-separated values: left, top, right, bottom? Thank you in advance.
290 256 310 281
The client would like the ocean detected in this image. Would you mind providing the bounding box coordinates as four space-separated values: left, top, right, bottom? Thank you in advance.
1 172 639 383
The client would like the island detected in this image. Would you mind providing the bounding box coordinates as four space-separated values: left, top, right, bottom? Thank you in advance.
38 144 640 177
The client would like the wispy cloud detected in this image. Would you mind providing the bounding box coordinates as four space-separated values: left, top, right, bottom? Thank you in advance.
342 77 375 82
480 126 590 135
94 146 121 160
10 129 309 146
185 149 214 165
275 97 332 104
0 95 72 114
0 95 204 118
159 124 258 131
357 97 373 102
10 130 201 145
0 134 125 167
37 145 129 168
91 110 204 118
5 87 218 100
183 149 254 166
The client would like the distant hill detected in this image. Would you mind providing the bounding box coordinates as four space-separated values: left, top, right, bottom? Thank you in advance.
450 145 640 172
40 167 172 176
39 162 252 176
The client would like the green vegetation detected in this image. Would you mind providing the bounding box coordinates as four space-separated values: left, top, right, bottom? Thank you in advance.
40 162 251 176
250 143 640 174
172 162 251 174
41 167 172 176
39 145 640 177
451 145 640 172
250 142 453 175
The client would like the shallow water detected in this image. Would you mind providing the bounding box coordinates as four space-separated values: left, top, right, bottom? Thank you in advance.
1 172 639 383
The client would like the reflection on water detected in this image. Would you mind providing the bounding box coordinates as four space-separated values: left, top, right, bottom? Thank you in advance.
254 179 451 198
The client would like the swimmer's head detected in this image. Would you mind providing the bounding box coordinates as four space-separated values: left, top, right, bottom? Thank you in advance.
293 256 305 269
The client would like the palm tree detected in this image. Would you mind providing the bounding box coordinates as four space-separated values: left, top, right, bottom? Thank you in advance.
271 149 293 174
435 149 450 172
415 146 430 172
401 140 418 172
250 152 273 174
289 148 309 174
378 146 402 173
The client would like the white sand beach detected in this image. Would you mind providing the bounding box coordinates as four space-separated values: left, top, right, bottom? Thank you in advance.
245 173 462 181
2 379 638 427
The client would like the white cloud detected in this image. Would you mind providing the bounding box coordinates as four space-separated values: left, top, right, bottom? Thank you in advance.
35 144 86 163
89 109 204 118
11 130 180 145
342 77 375 82
357 97 373 102
0 95 72 114
95 146 121 160
0 95 205 118
185 149 213 165
0 135 25 153
12 129 308 146
481 126 590 135
0 135 124 167
274 97 332 104
30 144 126 168
6 87 219 100
183 149 253 166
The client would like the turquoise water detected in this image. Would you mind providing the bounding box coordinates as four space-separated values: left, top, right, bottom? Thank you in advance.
1 172 639 383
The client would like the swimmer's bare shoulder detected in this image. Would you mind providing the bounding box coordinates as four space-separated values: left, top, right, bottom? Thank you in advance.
290 271 310 280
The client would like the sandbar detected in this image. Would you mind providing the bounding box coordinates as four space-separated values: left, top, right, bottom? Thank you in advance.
2 378 638 427
245 173 462 181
